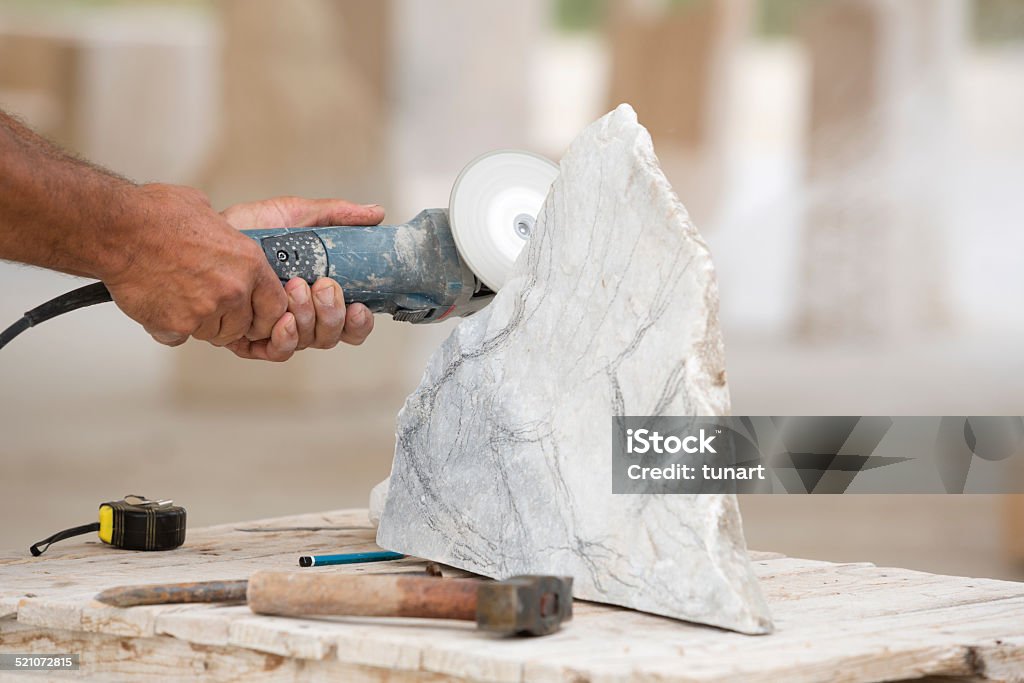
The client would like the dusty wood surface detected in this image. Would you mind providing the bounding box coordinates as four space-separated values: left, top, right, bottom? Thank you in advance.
1 509 1023 683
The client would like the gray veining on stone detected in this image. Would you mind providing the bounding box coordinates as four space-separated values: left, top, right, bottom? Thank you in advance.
375 104 773 634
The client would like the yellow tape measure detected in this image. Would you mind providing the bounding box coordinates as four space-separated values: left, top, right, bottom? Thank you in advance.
30 495 186 556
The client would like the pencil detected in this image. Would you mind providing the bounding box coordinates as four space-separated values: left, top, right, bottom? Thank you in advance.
298 550 405 567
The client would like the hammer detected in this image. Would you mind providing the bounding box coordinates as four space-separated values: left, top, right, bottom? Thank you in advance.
95 572 572 637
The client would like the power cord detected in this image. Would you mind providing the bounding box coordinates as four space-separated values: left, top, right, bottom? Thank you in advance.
0 281 112 350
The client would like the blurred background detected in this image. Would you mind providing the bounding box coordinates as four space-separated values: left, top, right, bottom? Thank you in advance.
1 0 1022 580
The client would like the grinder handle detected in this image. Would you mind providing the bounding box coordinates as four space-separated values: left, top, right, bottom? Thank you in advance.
242 209 474 323
247 571 479 621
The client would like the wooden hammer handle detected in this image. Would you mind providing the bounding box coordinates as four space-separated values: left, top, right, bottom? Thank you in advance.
247 571 480 621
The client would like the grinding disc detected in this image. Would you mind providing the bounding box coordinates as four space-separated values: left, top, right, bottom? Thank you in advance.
449 150 559 291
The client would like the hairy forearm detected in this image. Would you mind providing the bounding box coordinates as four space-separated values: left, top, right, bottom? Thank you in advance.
0 110 140 279
0 110 378 358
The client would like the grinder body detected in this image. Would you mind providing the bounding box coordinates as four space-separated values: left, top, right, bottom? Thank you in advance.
244 209 494 324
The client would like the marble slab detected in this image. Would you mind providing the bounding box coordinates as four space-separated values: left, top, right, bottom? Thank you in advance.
375 104 772 634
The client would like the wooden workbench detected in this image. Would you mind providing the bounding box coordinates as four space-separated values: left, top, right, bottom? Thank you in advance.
2 509 1023 682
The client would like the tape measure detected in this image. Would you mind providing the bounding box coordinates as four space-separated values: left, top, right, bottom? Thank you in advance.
30 495 186 556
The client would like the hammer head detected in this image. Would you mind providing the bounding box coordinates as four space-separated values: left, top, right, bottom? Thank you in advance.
476 575 573 636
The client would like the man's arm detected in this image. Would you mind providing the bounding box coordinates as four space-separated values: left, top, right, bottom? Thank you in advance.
0 109 140 279
0 110 380 358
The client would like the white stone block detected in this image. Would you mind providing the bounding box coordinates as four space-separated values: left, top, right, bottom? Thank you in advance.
377 105 772 634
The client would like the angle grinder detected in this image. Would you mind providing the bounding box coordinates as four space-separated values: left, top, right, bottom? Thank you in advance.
0 150 558 349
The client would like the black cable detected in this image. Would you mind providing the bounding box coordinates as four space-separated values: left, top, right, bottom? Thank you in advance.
0 316 29 350
0 281 112 351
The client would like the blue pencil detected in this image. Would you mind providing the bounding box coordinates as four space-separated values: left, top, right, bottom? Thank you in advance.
298 550 405 567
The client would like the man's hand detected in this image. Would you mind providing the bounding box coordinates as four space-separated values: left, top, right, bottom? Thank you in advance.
105 187 384 361
102 184 291 349
220 196 384 361
0 110 383 361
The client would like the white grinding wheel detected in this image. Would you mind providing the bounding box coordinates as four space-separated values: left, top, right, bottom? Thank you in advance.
449 150 559 291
